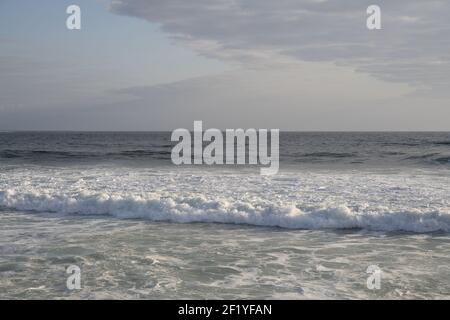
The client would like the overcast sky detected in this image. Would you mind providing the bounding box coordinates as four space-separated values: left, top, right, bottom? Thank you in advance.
1 0 449 131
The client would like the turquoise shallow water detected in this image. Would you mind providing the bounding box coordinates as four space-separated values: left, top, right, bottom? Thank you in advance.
1 210 450 299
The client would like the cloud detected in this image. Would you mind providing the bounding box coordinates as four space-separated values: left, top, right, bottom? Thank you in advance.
2 1 449 130
2 62 448 131
109 0 450 88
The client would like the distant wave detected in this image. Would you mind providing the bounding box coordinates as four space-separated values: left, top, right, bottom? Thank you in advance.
298 152 356 158
3 149 448 167
435 156 450 164
403 153 440 160
115 150 171 158
1 190 449 233
434 141 450 146
381 142 423 147
0 150 84 159
0 149 171 160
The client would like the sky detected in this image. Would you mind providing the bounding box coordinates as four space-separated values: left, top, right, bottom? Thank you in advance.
0 0 449 131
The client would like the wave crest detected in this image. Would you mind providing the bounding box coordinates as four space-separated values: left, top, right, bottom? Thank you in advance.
1 190 449 233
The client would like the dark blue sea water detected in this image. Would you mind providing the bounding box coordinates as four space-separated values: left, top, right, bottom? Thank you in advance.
0 132 449 169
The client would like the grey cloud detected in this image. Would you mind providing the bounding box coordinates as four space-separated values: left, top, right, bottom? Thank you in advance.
110 0 450 88
2 65 448 131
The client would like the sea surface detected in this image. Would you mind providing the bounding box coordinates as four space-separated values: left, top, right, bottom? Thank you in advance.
0 132 449 299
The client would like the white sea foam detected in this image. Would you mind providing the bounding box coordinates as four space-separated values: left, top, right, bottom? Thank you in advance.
0 167 449 232
1 188 449 232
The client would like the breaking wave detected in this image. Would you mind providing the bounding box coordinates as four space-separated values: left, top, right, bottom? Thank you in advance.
1 190 449 233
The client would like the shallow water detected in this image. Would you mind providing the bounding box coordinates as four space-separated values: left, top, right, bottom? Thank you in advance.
1 211 449 299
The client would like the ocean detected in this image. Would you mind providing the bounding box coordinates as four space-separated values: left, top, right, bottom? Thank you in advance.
0 132 449 299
